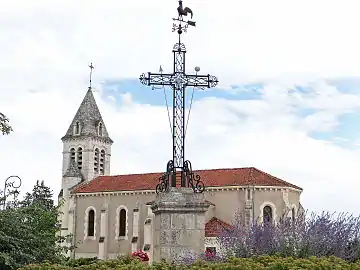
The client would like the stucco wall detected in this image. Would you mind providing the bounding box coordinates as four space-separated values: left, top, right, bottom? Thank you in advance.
71 187 301 257
204 189 246 224
74 193 156 256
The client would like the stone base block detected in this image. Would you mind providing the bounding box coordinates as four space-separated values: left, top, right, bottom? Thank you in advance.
151 187 209 263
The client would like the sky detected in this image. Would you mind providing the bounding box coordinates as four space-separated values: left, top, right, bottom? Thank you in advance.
1 0 360 214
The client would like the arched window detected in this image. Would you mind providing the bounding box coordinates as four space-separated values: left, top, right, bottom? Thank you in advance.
75 122 80 135
263 206 273 224
70 148 76 163
94 148 99 173
98 122 103 136
119 209 126 237
88 209 95 236
291 208 296 223
99 150 105 175
77 147 83 170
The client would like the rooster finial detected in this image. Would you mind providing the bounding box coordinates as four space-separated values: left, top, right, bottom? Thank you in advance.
177 0 193 19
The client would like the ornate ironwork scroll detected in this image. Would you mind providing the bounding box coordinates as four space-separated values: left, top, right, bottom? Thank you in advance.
1 175 22 208
184 160 205 193
156 160 174 194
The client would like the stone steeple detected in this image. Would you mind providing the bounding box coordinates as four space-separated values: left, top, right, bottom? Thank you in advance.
61 88 113 143
59 66 114 256
61 86 113 185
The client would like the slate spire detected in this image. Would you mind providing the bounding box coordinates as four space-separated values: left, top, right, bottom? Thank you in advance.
61 88 113 143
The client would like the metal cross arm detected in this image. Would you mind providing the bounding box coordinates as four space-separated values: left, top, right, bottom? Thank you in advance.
139 72 174 86
139 72 219 89
186 74 218 88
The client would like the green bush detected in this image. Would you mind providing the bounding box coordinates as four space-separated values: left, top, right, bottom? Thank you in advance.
18 255 360 270
61 257 98 267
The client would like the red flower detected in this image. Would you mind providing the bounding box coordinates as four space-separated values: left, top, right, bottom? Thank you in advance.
205 249 215 258
131 249 149 262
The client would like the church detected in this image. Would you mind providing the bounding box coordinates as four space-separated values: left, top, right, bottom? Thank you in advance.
58 87 304 262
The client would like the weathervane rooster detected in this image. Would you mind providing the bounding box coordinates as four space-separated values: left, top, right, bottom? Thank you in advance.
173 0 196 30
177 0 193 19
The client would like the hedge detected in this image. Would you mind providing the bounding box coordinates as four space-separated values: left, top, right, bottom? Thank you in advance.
18 255 360 270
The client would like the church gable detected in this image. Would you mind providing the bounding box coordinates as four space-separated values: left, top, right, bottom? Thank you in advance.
63 159 84 179
72 167 302 193
205 217 232 237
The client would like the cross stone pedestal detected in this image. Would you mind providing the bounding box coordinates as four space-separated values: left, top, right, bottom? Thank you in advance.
151 187 210 263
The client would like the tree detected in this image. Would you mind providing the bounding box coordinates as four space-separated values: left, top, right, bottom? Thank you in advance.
21 180 54 210
0 112 13 135
0 180 73 269
0 206 35 268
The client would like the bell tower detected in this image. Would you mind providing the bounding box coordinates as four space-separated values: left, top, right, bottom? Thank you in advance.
58 63 113 251
61 63 113 191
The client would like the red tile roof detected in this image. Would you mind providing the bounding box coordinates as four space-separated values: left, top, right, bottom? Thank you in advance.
73 167 302 193
205 217 232 237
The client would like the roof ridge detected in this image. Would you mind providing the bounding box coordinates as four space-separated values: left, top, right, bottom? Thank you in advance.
195 167 256 172
70 175 97 193
205 217 232 237
207 217 231 227
107 167 256 177
74 167 303 193
107 172 163 177
252 167 302 190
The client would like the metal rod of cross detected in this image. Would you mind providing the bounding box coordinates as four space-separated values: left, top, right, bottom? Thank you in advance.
139 0 218 194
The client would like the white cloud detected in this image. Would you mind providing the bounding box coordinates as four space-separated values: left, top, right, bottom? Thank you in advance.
303 111 339 132
1 0 360 215
1 0 360 88
2 80 360 214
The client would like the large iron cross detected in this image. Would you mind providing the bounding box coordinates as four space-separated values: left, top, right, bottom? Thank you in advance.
139 0 218 193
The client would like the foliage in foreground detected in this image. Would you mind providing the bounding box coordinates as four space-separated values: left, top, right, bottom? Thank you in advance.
17 255 360 270
217 211 360 262
0 112 13 135
0 181 73 269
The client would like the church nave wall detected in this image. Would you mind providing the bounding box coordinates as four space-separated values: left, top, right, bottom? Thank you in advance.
72 192 156 258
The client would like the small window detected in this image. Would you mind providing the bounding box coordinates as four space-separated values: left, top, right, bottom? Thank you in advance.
75 122 80 135
206 247 216 255
88 209 95 236
119 208 126 237
99 150 105 175
98 122 103 136
94 148 99 173
77 147 83 170
292 208 296 223
263 205 273 224
70 148 76 163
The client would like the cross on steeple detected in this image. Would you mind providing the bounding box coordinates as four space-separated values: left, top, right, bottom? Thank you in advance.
139 0 218 194
88 62 94 90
